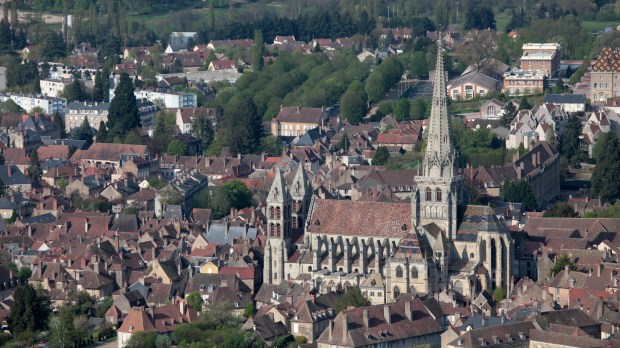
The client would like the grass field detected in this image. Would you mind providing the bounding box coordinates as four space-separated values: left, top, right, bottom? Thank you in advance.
581 21 618 32
495 14 511 32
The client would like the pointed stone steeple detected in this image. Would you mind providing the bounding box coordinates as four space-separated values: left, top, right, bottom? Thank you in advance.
290 165 309 198
268 169 287 203
423 40 456 179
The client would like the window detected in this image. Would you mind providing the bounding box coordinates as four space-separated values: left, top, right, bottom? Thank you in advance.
487 106 495 117
435 188 442 202
269 206 274 219
411 267 418 279
292 217 298 229
292 200 297 212
276 207 281 219
425 187 432 201
269 223 275 237
276 224 281 237
396 266 403 278
298 200 303 212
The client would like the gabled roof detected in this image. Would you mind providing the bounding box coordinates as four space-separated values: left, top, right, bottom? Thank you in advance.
275 106 326 124
117 307 156 333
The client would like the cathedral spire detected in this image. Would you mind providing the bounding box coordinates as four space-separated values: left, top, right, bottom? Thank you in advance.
423 40 456 179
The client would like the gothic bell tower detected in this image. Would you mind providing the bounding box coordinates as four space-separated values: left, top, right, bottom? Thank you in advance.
263 169 291 284
413 40 466 240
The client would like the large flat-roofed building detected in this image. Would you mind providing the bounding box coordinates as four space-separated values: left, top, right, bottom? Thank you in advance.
502 69 546 96
133 90 197 109
591 47 620 102
40 78 72 97
520 52 559 76
65 101 110 132
0 93 66 114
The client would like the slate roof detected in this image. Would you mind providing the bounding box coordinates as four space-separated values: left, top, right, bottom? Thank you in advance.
67 101 110 112
456 205 507 241
449 71 498 91
205 224 258 244
544 94 586 104
307 199 411 238
447 321 535 347
0 165 30 185
536 309 600 330
276 106 326 124
70 143 148 163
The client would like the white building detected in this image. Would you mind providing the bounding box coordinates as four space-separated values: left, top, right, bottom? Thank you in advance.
40 78 72 97
0 93 66 114
133 90 197 109
65 101 110 132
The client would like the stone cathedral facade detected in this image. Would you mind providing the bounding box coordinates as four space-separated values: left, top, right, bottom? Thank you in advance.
263 42 514 303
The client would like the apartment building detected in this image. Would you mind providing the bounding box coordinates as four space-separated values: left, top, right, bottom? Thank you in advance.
133 90 197 109
65 102 110 132
502 69 546 96
0 93 66 114
40 78 72 97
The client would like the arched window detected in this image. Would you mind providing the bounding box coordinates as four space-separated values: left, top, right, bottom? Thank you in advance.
276 207 281 219
292 200 297 212
292 217 298 229
308 266 312 272
393 286 400 299
411 267 418 279
298 200 303 212
269 223 275 237
269 206 275 219
276 224 281 237
435 188 442 202
396 266 403 278
426 187 432 201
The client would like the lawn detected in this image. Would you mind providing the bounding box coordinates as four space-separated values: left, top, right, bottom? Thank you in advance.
582 21 618 32
495 14 511 32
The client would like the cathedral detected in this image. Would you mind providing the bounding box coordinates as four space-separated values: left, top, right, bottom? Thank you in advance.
263 41 513 303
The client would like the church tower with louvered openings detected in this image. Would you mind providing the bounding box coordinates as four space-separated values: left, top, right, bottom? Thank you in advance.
412 40 466 240
264 166 312 284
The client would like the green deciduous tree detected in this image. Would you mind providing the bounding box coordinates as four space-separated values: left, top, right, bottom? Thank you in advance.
592 132 620 204
409 51 429 78
373 146 390 165
217 97 263 155
500 101 517 127
125 331 157 348
186 292 203 312
63 79 87 102
334 287 370 313
464 0 496 30
550 253 576 277
501 179 538 211
543 202 576 217
190 109 215 152
9 284 49 335
223 179 253 210
167 139 187 156
340 80 367 125
393 98 410 121
108 72 139 137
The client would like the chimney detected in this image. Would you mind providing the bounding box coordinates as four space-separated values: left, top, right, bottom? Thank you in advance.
297 105 301 113
328 319 333 340
7 165 10 177
93 261 100 274
532 152 537 167
53 198 58 210
363 308 369 327
405 301 412 321
598 263 603 277
179 300 187 315
384 305 391 325
565 265 570 274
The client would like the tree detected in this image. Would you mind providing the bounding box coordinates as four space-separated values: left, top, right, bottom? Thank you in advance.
518 96 532 110
73 118 94 147
153 110 177 153
272 334 295 348
251 29 264 71
373 146 390 165
544 202 576 217
28 149 42 182
393 98 410 121
93 70 104 102
186 292 203 312
559 115 584 164
458 30 496 73
167 139 187 156
243 302 256 318
592 132 620 204
222 179 253 210
493 286 505 301
464 0 496 30
337 132 350 151
549 253 576 277
155 335 172 348
505 8 529 32
63 79 87 102
217 97 263 155
190 109 215 151
160 186 183 205
501 179 538 211
97 121 109 143
500 101 517 127
108 72 139 137
409 51 429 78
340 80 367 125
9 284 49 335
125 331 157 348
334 287 370 313
553 78 566 94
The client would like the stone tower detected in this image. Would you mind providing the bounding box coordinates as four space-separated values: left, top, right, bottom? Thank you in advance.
289 166 311 231
413 40 466 239
264 169 292 284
